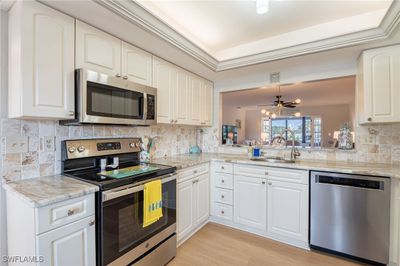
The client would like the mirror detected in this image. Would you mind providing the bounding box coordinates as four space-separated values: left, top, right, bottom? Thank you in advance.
221 76 355 148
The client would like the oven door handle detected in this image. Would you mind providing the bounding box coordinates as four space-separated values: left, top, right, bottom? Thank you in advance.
102 173 176 202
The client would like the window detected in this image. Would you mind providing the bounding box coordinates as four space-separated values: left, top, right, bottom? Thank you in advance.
262 116 322 147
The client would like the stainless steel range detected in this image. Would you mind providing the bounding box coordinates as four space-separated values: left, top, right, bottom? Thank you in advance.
62 138 177 266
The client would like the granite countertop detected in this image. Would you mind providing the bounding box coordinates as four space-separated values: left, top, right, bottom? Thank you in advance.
2 175 99 207
151 153 400 179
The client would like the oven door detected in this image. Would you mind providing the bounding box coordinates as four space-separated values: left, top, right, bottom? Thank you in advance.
77 69 148 125
101 174 176 266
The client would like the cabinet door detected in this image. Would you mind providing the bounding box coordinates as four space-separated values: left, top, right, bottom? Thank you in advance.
195 173 210 225
75 20 121 77
189 75 202 125
362 45 400 123
177 179 194 242
174 70 190 124
153 58 174 124
234 175 267 230
121 42 152 86
8 1 75 119
267 181 308 242
37 216 96 266
200 81 213 126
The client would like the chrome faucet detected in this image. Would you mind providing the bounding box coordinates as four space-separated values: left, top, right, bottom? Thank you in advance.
280 129 301 161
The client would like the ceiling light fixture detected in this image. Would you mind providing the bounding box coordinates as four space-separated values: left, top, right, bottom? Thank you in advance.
261 85 302 119
256 0 269 15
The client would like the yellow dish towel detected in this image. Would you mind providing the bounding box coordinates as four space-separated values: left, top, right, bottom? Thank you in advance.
143 179 163 228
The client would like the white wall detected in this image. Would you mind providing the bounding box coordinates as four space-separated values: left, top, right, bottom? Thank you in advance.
0 9 8 266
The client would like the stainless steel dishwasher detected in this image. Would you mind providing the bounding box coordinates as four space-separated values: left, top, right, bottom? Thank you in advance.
310 171 390 265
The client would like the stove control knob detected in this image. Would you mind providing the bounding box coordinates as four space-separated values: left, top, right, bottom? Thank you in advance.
129 143 135 148
68 146 76 153
135 142 142 148
77 146 86 153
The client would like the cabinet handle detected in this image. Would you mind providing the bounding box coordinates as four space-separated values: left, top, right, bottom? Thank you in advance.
89 220 95 226
68 111 75 116
170 120 174 124
262 181 266 185
221 210 225 214
122 76 128 80
67 208 78 216
367 117 372 122
221 179 225 183
221 195 225 199
115 73 121 78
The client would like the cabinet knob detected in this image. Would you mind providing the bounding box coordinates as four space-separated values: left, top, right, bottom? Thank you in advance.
265 172 269 175
170 120 174 124
221 195 225 199
221 179 225 183
115 73 121 78
68 111 75 116
221 210 225 214
175 120 178 123
193 170 198 174
122 76 128 80
89 220 95 226
68 209 76 216
221 166 225 170
367 117 372 122
262 181 266 185
268 182 272 185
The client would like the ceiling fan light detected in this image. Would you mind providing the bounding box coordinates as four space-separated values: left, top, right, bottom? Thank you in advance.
256 0 268 14
271 113 277 119
294 98 301 104
261 109 266 114
294 112 301 117
265 111 270 116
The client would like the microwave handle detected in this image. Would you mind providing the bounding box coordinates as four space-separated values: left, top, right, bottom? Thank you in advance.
102 173 176 202
143 92 148 120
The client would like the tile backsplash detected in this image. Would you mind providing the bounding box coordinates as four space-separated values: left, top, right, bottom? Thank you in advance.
0 119 200 181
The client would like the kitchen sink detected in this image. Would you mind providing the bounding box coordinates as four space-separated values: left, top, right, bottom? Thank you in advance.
250 156 295 163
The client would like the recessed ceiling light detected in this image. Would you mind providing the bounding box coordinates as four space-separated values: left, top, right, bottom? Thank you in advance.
256 0 269 15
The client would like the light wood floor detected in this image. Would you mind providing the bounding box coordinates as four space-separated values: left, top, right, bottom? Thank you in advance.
168 223 363 266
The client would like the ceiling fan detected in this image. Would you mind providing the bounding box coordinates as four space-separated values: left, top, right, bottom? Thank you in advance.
261 86 301 118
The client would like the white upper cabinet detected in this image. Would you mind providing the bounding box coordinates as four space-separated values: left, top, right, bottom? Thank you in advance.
234 175 267 230
121 42 153 86
174 70 190 124
357 45 400 124
75 20 121 77
201 81 213 126
152 56 213 126
8 1 75 119
189 75 202 125
153 57 174 123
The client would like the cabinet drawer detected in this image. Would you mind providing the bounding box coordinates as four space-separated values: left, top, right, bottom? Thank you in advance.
234 163 267 178
214 203 233 221
213 162 233 174
267 168 309 184
36 194 95 235
214 173 233 189
215 188 233 205
177 163 209 183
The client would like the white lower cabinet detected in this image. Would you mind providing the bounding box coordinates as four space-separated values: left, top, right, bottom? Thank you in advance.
177 163 210 244
37 216 96 266
267 180 309 242
211 163 309 249
6 193 96 266
234 175 267 230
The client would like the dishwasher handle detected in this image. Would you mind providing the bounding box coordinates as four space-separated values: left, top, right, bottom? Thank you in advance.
315 175 385 190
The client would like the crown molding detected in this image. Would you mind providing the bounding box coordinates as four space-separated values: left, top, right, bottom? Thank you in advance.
97 0 218 70
98 0 400 72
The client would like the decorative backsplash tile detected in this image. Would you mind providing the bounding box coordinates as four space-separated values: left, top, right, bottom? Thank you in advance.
0 118 199 181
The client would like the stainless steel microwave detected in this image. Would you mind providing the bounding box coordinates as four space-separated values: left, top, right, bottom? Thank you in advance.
61 69 157 126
